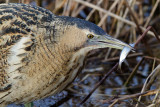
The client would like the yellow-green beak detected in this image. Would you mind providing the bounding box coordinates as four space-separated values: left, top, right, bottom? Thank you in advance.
104 35 133 50
91 34 134 50
96 35 134 50
87 34 134 52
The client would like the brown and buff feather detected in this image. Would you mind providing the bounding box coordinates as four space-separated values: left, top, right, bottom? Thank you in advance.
0 3 89 106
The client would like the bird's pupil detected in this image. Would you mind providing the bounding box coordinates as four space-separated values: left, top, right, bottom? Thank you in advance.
88 34 94 39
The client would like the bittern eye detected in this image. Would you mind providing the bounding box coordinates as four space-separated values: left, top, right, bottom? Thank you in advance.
87 34 94 39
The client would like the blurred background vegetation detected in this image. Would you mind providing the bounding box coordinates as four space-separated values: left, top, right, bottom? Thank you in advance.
1 0 160 107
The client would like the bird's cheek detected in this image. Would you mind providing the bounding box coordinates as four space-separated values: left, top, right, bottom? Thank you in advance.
83 41 96 48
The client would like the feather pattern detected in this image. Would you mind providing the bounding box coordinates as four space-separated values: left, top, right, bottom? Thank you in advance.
0 3 88 105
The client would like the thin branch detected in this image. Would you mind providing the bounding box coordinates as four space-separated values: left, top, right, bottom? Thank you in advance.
75 0 156 38
144 0 160 27
134 26 152 47
98 0 119 26
104 53 143 62
124 0 142 33
36 0 42 7
123 57 144 86
6 0 9 3
108 89 158 107
74 0 136 27
79 63 119 105
72 0 92 17
86 0 103 21
144 56 160 62
150 26 160 43
136 64 160 107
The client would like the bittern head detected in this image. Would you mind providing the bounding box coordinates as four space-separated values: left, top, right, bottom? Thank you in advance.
56 16 133 53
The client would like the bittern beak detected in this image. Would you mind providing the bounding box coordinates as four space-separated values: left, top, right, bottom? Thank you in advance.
96 34 134 50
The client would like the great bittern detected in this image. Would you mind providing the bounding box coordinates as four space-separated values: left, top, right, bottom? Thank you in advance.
0 3 133 106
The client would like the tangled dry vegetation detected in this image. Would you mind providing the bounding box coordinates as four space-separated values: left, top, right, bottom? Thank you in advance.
2 0 160 107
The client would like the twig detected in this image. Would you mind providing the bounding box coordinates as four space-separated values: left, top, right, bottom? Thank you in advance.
86 0 103 21
6 0 9 3
140 27 154 37
98 0 119 26
150 27 160 43
52 0 67 14
108 89 159 103
75 0 156 38
72 0 91 17
134 26 152 47
152 58 156 71
104 53 143 62
36 0 42 7
114 0 134 38
62 0 72 16
102 25 159 107
79 63 119 105
135 64 160 107
50 90 74 107
144 56 160 62
108 89 158 107
19 0 24 3
123 57 144 87
74 0 136 27
144 0 160 27
62 0 69 15
109 0 124 35
124 0 142 33
152 88 160 104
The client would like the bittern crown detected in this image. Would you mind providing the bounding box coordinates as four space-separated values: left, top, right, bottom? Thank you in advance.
0 3 132 106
